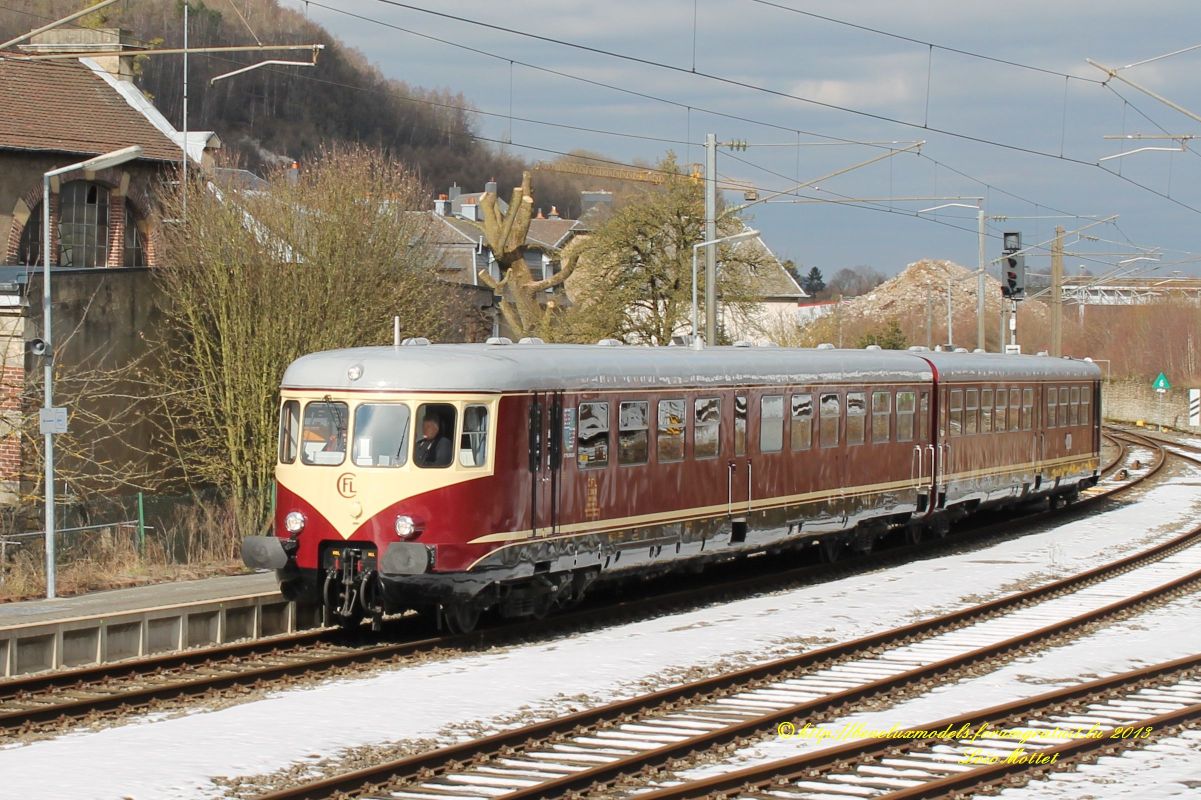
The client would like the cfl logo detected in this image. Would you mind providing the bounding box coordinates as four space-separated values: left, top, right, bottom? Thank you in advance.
336 473 356 498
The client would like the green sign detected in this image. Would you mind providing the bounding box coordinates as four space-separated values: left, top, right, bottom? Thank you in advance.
1152 372 1171 391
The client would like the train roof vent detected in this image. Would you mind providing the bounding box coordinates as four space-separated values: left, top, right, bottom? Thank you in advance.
485 336 513 346
733 340 753 348
517 337 545 345
1037 350 1049 356
816 342 835 350
1084 357 1094 363
596 338 623 347
973 348 986 353
953 347 969 353
907 345 929 352
864 344 882 351
401 337 430 346
758 340 778 347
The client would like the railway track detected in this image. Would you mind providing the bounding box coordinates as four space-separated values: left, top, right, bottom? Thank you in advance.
0 426 1166 741
635 653 1201 800
252 512 1201 800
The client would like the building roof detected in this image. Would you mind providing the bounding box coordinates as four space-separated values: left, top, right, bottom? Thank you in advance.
0 57 181 162
526 218 577 249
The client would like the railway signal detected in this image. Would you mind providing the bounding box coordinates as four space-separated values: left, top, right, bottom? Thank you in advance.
1001 231 1025 300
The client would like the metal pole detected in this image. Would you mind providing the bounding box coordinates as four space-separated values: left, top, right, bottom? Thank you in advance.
136 491 146 556
1051 225 1064 356
691 245 700 348
41 174 55 599
946 277 953 347
925 287 932 349
704 133 717 345
182 1 188 222
977 207 986 351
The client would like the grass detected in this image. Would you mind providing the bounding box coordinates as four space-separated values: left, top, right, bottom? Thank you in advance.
0 498 250 602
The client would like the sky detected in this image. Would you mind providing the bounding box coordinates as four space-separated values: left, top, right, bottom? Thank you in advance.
290 1 1201 280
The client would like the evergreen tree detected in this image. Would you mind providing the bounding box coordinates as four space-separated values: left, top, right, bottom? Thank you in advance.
802 266 826 295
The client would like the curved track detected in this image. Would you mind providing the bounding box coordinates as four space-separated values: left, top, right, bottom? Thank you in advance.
254 500 1201 798
0 426 1164 740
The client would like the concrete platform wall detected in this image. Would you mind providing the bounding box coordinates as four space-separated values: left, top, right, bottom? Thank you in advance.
1103 379 1201 431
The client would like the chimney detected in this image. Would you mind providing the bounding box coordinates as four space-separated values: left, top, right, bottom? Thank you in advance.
462 197 479 222
548 206 560 220
484 178 498 196
535 208 545 220
434 193 450 216
21 28 143 81
448 183 462 202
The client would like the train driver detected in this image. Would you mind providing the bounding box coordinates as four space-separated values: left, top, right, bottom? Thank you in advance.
415 413 453 467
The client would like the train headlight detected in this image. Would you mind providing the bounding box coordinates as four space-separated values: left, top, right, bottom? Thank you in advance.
395 515 417 539
284 511 307 534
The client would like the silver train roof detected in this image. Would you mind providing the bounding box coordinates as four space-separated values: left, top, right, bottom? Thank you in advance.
281 344 1100 393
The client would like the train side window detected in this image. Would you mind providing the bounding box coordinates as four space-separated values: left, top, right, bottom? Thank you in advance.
1022 388 1034 430
846 391 866 445
1046 390 1057 428
820 393 840 448
995 389 1007 433
300 400 348 466
1081 388 1091 424
1010 388 1021 430
657 399 685 463
965 389 979 435
919 392 929 440
1059 387 1070 427
414 403 456 468
896 391 915 442
949 389 963 437
694 397 721 459
1069 387 1080 425
577 402 610 469
279 400 300 464
872 391 891 443
618 401 649 465
734 395 748 456
981 389 993 433
760 395 784 452
460 404 489 467
354 403 412 467
790 393 813 451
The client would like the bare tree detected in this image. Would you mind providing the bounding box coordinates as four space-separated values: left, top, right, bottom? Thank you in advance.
476 171 583 338
151 145 450 531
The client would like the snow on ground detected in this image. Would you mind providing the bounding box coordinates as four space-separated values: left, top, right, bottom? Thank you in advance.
667 591 1201 800
1 475 1199 800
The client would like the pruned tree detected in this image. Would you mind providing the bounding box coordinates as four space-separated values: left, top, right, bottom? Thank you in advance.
559 154 770 345
151 145 451 532
476 171 582 338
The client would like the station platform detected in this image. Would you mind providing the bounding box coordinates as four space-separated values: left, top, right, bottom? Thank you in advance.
0 571 320 677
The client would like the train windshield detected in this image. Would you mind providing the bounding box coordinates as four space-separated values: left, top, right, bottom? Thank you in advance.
300 400 349 466
353 403 411 467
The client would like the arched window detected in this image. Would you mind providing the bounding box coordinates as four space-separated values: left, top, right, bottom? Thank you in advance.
17 202 43 266
123 199 147 267
58 181 110 268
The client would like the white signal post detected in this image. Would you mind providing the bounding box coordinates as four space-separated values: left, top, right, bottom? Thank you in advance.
41 145 143 599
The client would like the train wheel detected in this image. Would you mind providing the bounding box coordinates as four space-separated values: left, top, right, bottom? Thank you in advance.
443 602 481 635
904 523 923 546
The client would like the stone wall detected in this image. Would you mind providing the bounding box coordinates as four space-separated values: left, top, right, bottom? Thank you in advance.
1103 378 1201 431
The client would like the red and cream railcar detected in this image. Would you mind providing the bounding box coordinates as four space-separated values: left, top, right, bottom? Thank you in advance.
241 342 1100 630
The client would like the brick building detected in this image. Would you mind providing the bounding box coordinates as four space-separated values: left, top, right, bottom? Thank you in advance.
0 33 210 503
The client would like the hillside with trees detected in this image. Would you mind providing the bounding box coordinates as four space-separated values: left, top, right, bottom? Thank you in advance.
0 0 605 209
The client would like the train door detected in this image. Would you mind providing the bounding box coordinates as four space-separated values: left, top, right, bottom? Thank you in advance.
528 391 563 536
913 388 936 513
726 392 751 542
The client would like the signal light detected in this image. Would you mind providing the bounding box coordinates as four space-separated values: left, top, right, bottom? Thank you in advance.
1001 231 1025 300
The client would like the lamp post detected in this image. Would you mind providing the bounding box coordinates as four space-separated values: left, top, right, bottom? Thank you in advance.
41 145 142 599
917 201 985 350
691 229 759 349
